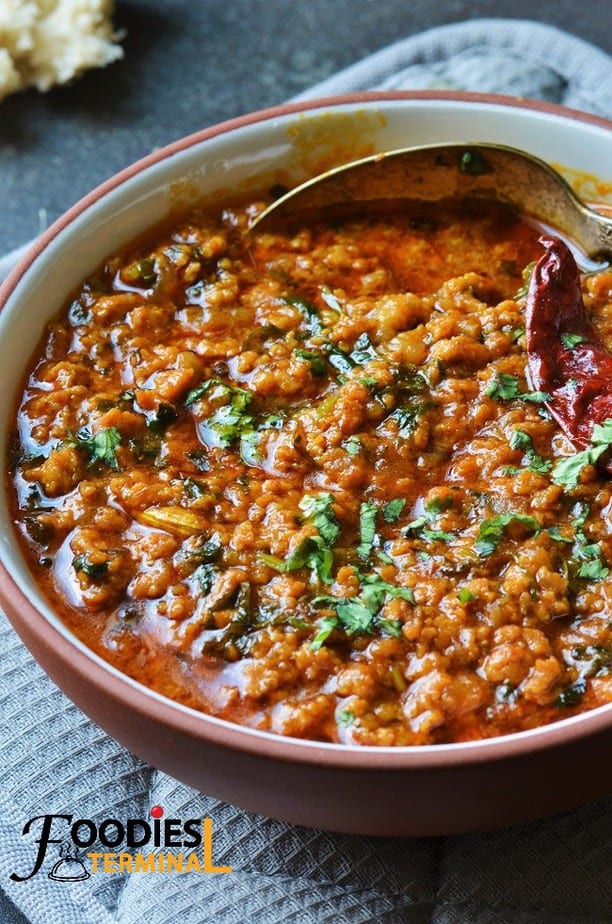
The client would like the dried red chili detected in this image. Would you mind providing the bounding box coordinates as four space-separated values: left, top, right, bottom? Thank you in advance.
526 234 612 472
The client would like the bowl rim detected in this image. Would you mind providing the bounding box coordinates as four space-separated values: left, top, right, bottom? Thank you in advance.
1 89 611 771
2 88 611 300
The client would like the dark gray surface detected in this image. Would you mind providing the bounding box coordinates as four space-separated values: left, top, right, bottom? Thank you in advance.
0 0 611 253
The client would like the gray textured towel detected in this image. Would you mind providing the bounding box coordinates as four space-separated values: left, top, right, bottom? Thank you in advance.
1 19 611 924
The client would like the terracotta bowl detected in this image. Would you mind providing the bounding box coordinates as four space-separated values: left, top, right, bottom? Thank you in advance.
1 92 611 836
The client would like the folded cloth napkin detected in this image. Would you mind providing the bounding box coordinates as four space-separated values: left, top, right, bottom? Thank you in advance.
1 18 611 924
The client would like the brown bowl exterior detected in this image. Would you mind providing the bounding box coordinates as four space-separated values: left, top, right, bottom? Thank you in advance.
2 561 610 836
1 92 611 836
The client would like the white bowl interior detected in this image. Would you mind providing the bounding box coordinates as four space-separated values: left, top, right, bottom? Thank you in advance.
1 96 611 741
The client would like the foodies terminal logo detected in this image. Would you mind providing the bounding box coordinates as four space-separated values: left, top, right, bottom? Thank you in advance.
10 806 232 881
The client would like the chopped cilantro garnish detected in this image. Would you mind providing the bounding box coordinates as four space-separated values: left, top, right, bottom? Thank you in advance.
123 257 157 287
386 399 435 437
195 562 217 595
552 419 612 489
403 496 454 543
206 402 254 448
554 679 587 708
299 493 340 546
337 707 355 728
260 535 334 584
310 615 339 651
294 349 327 376
147 402 178 434
474 513 540 557
73 552 110 580
485 373 522 400
458 150 488 175
424 496 452 515
261 493 340 583
564 502 609 582
185 379 255 449
311 570 413 648
515 261 536 299
350 333 378 365
577 557 609 580
281 294 322 333
357 500 379 559
457 588 477 603
546 526 572 544
561 333 588 349
323 344 355 375
342 435 362 456
71 427 122 470
189 537 223 563
508 429 552 475
485 373 550 404
382 498 406 523
239 429 263 466
570 644 612 678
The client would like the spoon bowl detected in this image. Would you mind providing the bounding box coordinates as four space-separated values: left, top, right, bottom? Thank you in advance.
252 143 612 263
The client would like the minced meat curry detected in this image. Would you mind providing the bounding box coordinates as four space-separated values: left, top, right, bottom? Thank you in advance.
7 196 612 745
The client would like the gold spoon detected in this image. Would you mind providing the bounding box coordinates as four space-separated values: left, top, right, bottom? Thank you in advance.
251 143 612 263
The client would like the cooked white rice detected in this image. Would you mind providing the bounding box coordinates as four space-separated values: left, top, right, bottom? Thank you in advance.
0 0 123 101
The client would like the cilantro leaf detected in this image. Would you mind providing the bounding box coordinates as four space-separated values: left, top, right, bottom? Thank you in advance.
474 513 540 557
73 553 109 580
424 496 453 515
402 495 454 543
509 429 552 475
565 503 609 582
260 494 341 584
459 150 489 175
420 527 454 542
515 261 536 299
561 333 588 349
342 435 362 456
206 402 255 448
185 379 255 449
359 572 415 607
310 615 339 651
73 427 122 470
552 418 612 489
281 294 322 334
260 535 334 584
323 344 355 375
457 588 477 603
382 498 406 523
294 349 327 376
386 400 435 437
485 374 521 400
357 500 379 560
239 429 263 466
299 493 340 546
312 570 414 648
554 679 587 708
337 707 355 728
578 558 609 580
350 333 378 365
485 373 550 404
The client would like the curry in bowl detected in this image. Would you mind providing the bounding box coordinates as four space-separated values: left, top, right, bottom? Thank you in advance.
7 188 612 746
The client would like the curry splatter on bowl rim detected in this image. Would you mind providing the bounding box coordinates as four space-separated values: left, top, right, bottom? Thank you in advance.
0 92 610 835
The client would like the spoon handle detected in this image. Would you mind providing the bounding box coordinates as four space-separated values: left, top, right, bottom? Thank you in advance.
254 143 612 263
